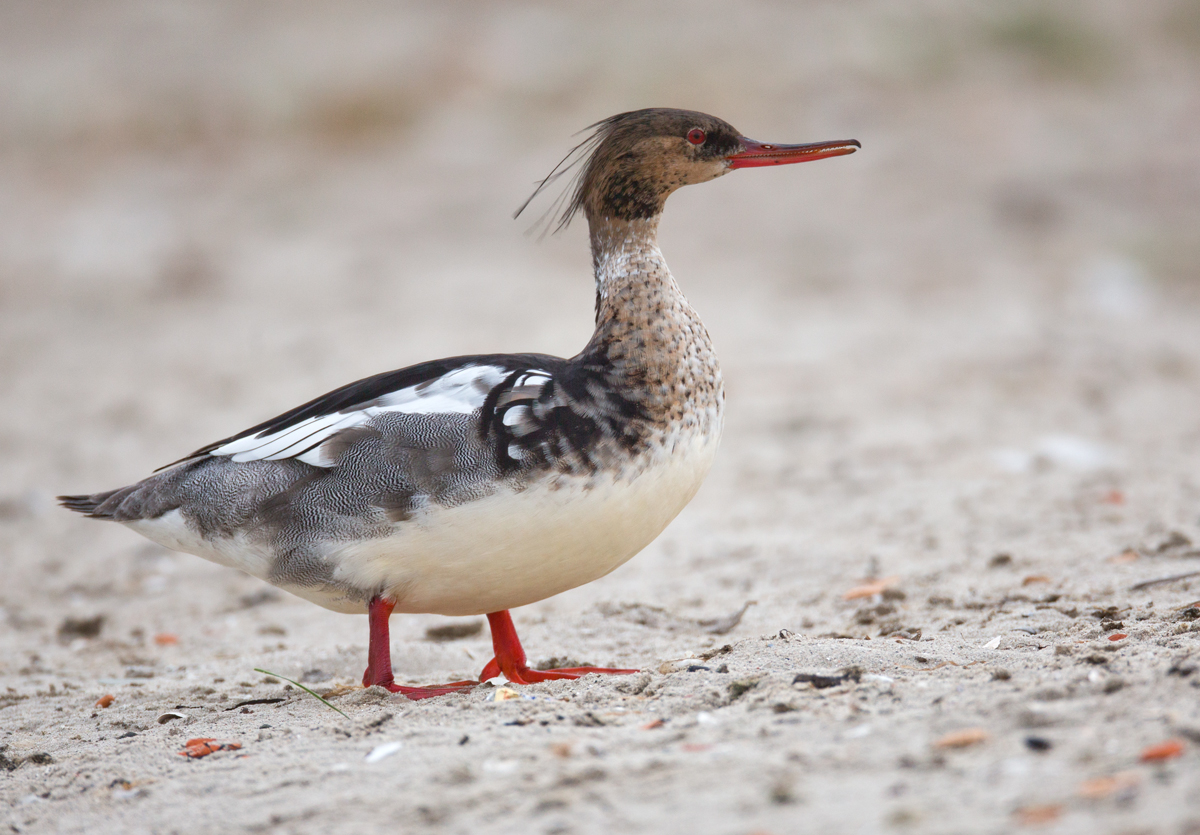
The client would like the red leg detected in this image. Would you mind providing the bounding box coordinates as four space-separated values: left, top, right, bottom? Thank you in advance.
362 597 396 688
362 596 477 700
478 610 638 685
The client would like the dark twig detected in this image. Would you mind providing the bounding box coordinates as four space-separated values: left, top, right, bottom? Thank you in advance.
1129 570 1200 592
224 698 287 712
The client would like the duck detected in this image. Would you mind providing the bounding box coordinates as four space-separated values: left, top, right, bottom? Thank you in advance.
60 108 858 698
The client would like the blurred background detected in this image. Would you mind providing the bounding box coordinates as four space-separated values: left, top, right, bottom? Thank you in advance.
2 0 1200 633
5 7 1200 829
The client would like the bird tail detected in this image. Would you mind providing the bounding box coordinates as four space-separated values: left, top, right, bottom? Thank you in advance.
58 489 124 519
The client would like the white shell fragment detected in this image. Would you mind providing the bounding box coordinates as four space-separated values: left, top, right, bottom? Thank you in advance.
364 741 404 763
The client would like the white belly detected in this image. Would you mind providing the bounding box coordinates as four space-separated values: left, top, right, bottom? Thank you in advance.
327 435 719 615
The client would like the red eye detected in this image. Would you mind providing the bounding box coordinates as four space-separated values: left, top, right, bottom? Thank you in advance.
687 128 706 145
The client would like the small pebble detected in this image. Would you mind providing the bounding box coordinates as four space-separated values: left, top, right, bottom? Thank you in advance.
1025 736 1052 752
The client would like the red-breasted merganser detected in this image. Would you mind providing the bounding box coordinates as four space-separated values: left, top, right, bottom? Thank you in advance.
61 109 858 698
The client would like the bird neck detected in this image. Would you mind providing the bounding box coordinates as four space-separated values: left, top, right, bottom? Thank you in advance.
581 215 716 382
578 214 722 438
588 215 673 329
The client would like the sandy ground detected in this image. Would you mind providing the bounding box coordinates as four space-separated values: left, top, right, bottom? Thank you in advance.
3 2 1200 833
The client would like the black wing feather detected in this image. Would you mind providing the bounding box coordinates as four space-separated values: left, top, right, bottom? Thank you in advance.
158 352 568 471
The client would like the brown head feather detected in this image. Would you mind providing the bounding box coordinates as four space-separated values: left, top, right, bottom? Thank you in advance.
515 108 745 234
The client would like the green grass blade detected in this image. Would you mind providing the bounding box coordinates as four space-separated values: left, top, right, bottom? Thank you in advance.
254 667 350 719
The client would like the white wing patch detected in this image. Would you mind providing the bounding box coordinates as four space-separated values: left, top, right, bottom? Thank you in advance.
211 364 515 467
495 372 552 407
494 372 553 440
